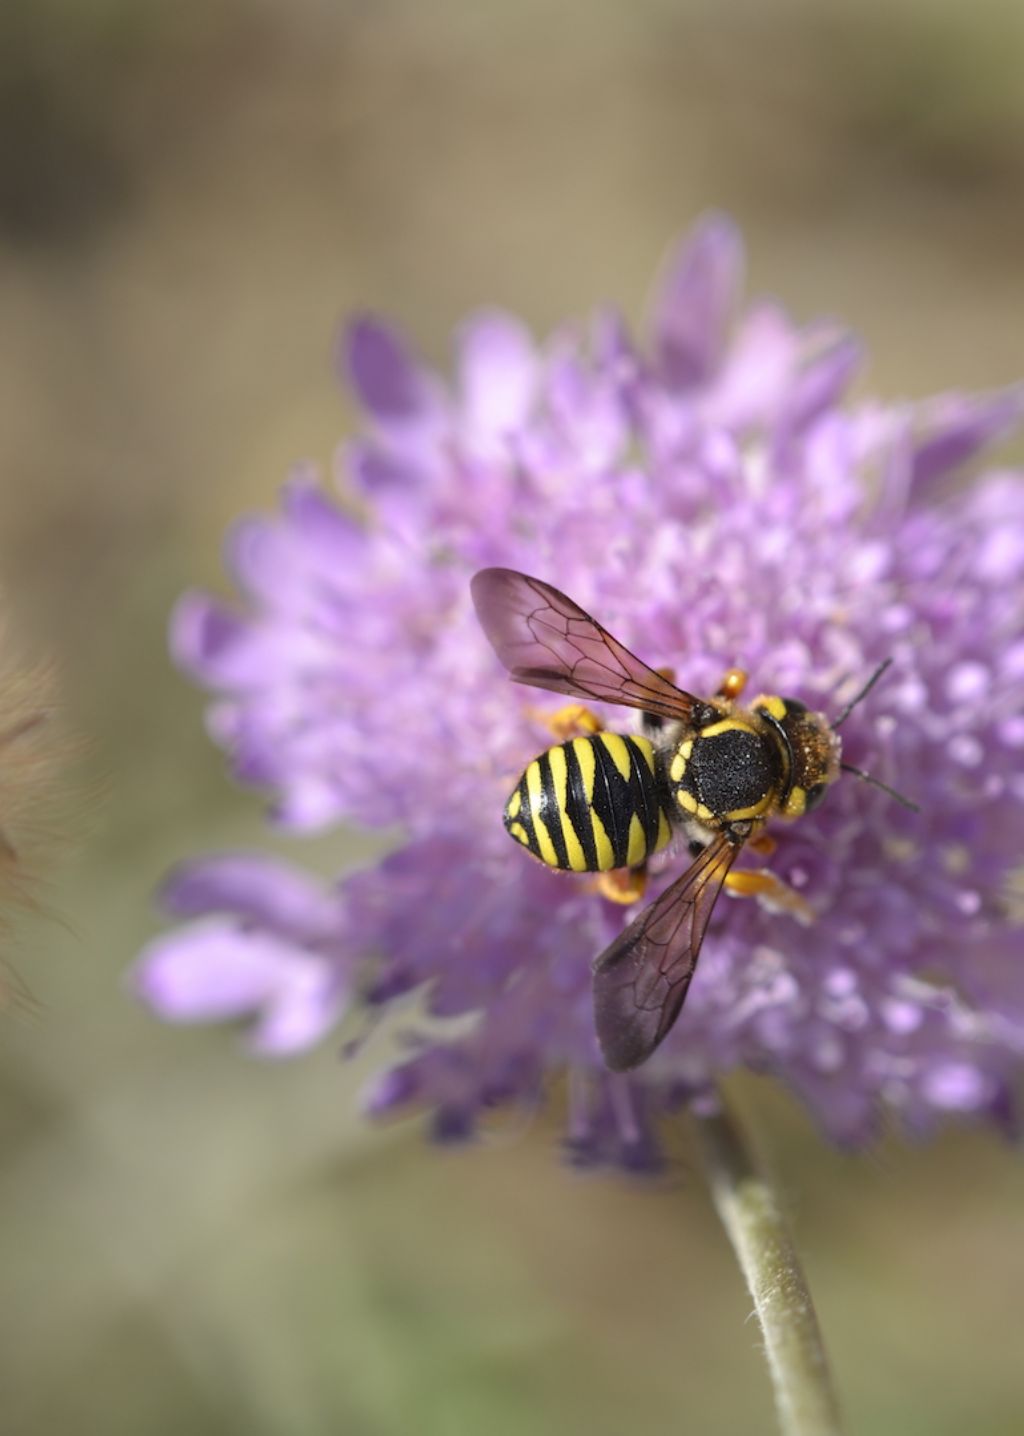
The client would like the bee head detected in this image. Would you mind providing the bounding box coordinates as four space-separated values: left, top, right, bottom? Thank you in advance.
757 663 919 817
754 696 842 818
779 699 843 816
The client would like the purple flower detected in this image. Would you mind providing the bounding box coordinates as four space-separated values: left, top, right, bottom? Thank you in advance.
131 855 350 1055
133 214 1024 1167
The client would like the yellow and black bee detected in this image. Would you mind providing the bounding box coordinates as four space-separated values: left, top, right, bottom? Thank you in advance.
471 567 915 1073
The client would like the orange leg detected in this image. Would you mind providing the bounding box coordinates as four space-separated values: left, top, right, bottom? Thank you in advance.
717 667 748 701
592 867 648 906
724 869 814 923
528 702 603 740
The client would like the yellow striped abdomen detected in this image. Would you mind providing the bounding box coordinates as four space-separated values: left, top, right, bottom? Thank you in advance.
504 733 672 872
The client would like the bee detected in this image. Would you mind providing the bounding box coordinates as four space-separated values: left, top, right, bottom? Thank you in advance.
471 567 916 1073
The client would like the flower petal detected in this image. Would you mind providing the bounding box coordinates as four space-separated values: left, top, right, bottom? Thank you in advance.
161 853 346 940
780 331 863 436
649 212 744 387
132 920 346 1055
702 301 799 428
246 961 347 1056
910 385 1024 493
133 921 298 1022
458 309 537 438
170 592 326 690
343 316 438 424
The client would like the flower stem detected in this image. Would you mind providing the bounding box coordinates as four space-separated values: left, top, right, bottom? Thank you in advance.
694 1095 845 1436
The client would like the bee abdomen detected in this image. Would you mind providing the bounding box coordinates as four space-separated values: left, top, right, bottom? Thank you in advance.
504 733 672 872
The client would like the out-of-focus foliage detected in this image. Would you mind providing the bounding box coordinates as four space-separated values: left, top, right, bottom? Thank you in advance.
1 2 1022 1433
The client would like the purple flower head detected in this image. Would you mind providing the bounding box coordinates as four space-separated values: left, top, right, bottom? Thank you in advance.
134 214 1024 1167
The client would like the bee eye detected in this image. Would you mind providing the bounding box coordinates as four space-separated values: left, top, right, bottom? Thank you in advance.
804 783 828 812
782 697 807 715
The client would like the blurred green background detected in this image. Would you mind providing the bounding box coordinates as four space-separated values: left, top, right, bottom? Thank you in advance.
2 1 1023 1432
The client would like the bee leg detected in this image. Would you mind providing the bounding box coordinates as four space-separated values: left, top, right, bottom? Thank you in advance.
528 702 603 740
724 869 814 923
717 667 748 701
747 832 777 857
592 865 648 906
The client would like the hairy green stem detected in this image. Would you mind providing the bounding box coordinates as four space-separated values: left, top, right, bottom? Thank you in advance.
695 1097 845 1436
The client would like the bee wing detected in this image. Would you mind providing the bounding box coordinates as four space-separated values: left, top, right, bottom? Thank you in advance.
471 568 699 723
592 834 741 1071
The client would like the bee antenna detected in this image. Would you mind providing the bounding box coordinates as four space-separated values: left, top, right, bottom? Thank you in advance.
833 658 894 729
840 762 920 812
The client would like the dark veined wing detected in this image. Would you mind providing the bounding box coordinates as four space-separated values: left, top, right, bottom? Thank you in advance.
471 568 698 723
592 834 741 1071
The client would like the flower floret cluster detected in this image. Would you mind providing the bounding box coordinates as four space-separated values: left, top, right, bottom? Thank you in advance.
134 215 1024 1165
